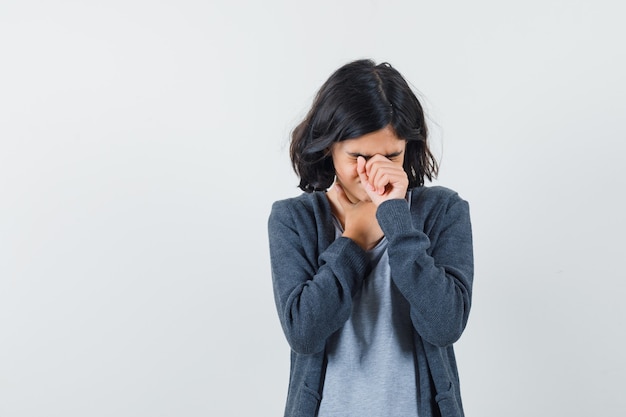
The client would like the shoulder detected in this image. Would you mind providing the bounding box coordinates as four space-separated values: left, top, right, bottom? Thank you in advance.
410 185 467 208
268 192 336 250
269 191 330 228
409 185 470 225
271 192 324 215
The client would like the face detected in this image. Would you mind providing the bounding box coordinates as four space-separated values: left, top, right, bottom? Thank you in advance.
330 125 406 203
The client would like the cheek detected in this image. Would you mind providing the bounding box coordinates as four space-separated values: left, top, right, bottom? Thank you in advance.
335 163 358 181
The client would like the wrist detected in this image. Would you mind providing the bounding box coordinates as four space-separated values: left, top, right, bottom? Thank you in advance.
342 230 380 251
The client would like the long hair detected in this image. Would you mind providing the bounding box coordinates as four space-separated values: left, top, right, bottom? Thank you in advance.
290 59 438 192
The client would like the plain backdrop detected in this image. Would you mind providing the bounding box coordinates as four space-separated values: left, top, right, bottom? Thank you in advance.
1 1 625 416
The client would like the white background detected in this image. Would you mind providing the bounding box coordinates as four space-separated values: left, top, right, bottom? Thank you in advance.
1 1 624 416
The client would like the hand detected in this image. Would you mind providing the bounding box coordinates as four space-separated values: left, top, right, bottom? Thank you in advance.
331 184 383 250
357 155 408 206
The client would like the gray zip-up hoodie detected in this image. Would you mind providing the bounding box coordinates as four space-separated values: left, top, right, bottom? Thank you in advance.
268 186 473 417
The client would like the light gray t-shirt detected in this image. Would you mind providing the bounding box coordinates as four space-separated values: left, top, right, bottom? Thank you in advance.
318 216 419 417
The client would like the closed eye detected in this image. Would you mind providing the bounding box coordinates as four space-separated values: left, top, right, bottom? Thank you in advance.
347 151 403 160
385 151 403 160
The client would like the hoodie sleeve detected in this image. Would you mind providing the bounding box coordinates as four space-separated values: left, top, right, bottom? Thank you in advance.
268 199 369 354
376 192 473 347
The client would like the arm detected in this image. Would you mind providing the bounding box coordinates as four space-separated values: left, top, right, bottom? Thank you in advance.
268 200 369 354
376 195 474 347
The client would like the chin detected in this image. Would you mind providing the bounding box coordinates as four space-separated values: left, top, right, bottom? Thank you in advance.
348 191 370 203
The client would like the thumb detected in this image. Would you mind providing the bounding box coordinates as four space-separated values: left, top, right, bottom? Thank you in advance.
357 156 367 180
334 183 352 208
357 156 375 195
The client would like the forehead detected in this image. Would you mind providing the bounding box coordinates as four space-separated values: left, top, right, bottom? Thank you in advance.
336 126 406 155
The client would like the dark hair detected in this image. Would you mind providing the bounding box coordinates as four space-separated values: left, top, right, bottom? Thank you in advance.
290 59 438 192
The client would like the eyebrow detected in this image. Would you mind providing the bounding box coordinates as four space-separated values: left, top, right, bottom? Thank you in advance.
347 150 404 159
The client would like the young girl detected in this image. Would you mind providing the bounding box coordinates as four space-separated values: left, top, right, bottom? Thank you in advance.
268 59 473 417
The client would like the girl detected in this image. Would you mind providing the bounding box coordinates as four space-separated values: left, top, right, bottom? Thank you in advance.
268 59 473 417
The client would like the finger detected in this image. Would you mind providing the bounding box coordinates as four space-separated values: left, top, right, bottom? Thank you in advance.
373 173 390 195
365 160 388 195
365 155 394 195
377 169 407 195
333 183 352 208
367 161 406 195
